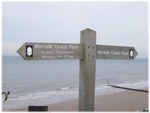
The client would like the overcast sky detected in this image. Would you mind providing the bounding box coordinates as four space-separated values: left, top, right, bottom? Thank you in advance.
2 1 148 58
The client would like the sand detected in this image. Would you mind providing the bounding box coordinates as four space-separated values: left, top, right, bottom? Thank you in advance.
11 89 148 112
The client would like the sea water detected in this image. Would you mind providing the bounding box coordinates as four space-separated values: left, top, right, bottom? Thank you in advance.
2 56 148 111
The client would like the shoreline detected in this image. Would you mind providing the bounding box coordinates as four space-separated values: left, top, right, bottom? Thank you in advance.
10 89 148 112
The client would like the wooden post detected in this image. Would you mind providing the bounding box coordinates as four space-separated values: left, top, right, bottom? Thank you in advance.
79 28 96 111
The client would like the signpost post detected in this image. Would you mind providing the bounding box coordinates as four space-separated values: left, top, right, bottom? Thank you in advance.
17 28 138 111
79 29 96 111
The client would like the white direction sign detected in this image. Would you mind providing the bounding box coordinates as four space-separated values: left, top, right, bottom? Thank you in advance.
17 43 83 60
96 45 138 60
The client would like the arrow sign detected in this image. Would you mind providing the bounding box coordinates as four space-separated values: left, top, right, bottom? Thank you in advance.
96 45 138 60
17 42 83 60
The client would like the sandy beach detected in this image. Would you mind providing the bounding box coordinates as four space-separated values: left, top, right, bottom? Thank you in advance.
11 89 148 112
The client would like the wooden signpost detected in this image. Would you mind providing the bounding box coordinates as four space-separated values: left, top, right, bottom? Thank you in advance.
17 28 138 111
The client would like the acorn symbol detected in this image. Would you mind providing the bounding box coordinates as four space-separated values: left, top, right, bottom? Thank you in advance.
27 47 32 56
129 49 133 58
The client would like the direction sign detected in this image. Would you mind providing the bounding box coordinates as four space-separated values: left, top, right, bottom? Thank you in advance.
17 42 83 60
96 45 138 60
17 28 138 111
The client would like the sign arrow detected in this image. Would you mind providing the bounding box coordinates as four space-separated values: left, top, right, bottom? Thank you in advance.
96 45 138 60
17 42 83 60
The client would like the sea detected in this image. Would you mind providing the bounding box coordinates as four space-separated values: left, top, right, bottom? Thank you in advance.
2 56 148 111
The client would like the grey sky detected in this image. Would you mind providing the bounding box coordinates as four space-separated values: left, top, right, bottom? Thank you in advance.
2 2 148 58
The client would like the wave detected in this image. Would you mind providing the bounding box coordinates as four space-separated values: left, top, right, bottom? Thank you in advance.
116 81 148 88
57 87 70 90
9 89 78 101
8 80 148 101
